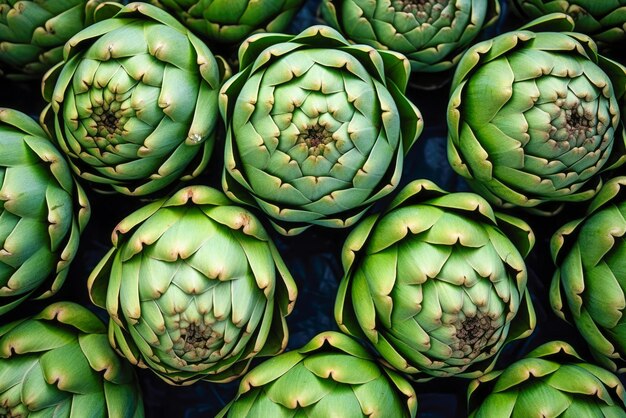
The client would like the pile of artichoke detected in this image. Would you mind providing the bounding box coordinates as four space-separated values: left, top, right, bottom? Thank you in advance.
1 0 626 417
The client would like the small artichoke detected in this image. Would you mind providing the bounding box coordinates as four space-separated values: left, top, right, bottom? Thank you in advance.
216 331 418 418
0 0 105 79
551 176 626 373
149 0 304 45
41 2 229 196
0 108 89 315
0 301 144 418
220 25 423 236
467 341 626 417
447 14 626 214
88 185 297 385
335 179 536 380
320 0 500 73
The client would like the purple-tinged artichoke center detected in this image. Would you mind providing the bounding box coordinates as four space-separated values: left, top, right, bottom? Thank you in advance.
451 312 496 358
297 124 334 156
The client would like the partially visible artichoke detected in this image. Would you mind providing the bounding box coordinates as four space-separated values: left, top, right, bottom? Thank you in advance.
0 301 144 418
88 185 297 385
335 179 536 380
220 25 423 236
512 0 626 48
216 331 418 418
0 0 105 79
551 176 626 373
41 2 229 196
467 341 626 417
320 0 500 73
0 108 89 316
447 14 626 214
149 0 304 45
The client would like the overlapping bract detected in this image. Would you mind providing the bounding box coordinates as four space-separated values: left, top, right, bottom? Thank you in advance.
88 186 297 385
150 0 304 45
551 176 626 373
0 0 105 79
320 0 499 73
467 341 626 417
0 108 89 315
41 2 229 196
447 14 626 213
220 25 423 236
335 179 536 380
216 331 418 417
0 302 144 418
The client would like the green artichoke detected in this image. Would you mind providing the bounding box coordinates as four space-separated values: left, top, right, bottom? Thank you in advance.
447 14 626 214
512 0 626 48
88 185 297 385
0 301 144 417
216 331 418 418
335 179 536 380
0 0 106 79
467 341 626 417
320 0 500 73
220 25 423 236
551 176 626 373
41 2 229 196
0 108 89 316
149 0 304 45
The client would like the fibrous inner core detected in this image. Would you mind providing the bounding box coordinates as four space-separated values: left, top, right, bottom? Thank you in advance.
450 311 496 358
298 124 334 156
392 0 451 21
176 321 223 362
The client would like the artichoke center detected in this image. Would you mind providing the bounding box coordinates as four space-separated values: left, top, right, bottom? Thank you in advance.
0 405 15 418
551 98 597 147
177 322 222 360
392 0 451 21
298 124 334 156
452 312 496 358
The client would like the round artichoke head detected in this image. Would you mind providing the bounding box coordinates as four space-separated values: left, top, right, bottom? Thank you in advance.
220 25 423 236
447 14 626 214
216 331 418 417
41 2 229 196
88 185 298 385
335 179 536 380
0 301 144 417
467 341 626 417
0 108 90 316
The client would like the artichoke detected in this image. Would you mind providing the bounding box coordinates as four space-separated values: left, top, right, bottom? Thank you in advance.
551 175 626 373
41 2 229 196
335 179 536 380
447 14 626 214
0 301 144 418
88 185 297 385
320 0 500 73
149 0 304 45
220 25 423 236
467 341 626 417
0 108 89 316
512 0 626 48
216 331 418 417
0 0 105 79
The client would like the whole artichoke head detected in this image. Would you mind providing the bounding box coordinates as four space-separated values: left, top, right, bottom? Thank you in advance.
41 2 229 196
216 331 418 417
88 185 297 385
335 179 536 380
220 25 423 236
0 301 144 417
448 14 626 214
0 108 89 316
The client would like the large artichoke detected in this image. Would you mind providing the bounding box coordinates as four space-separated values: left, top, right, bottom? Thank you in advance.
88 185 297 385
320 0 500 73
0 0 105 79
149 0 304 45
216 331 418 417
447 14 626 214
220 25 423 236
41 2 229 196
551 175 626 373
335 179 536 380
0 108 89 316
467 341 626 417
0 301 144 418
